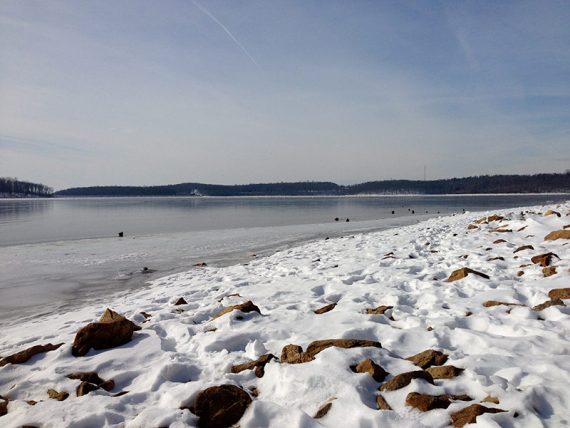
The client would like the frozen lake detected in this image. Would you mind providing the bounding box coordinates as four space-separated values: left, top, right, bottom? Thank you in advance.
0 194 568 321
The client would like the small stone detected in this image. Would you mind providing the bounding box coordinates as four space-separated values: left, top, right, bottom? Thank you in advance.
544 230 570 240
313 402 333 419
76 381 99 397
0 343 64 367
532 298 565 311
531 252 560 267
542 266 557 277
351 358 388 382
379 371 434 392
513 245 534 253
194 262 208 267
174 297 187 305
467 224 478 230
548 288 570 300
314 303 336 314
406 349 448 369
47 389 69 401
365 305 393 315
450 404 506 428
376 394 392 410
213 301 261 319
447 268 489 282
193 384 252 428
493 239 507 244
425 365 464 379
516 270 524 277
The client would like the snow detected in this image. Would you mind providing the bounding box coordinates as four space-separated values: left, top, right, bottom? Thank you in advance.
1 203 570 427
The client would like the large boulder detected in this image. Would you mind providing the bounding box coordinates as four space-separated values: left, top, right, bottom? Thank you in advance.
450 404 505 427
379 371 434 392
0 343 63 367
447 268 489 282
71 309 141 357
405 349 448 369
544 230 570 240
193 385 252 428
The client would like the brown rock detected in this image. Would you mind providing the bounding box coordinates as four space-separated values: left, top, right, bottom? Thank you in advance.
563 224 570 229
425 365 464 379
513 245 534 253
548 288 570 300
305 339 381 359
532 298 566 311
467 224 478 230
405 392 462 412
0 343 64 367
406 349 448 369
379 371 434 392
71 309 141 357
174 297 187 306
450 404 506 428
447 268 489 282
314 303 336 314
280 344 312 364
365 305 393 315
544 230 570 240
98 379 115 391
193 384 252 428
47 389 69 401
531 252 560 267
76 381 100 397
487 257 505 261
487 215 504 222
0 396 8 416
543 266 557 277
351 358 388 382
66 371 105 385
483 300 524 308
482 395 500 404
376 394 392 410
313 402 333 419
544 210 561 217
491 227 512 233
213 301 261 320
517 226 528 232
516 271 524 277
231 354 275 378
493 239 507 244
194 262 208 267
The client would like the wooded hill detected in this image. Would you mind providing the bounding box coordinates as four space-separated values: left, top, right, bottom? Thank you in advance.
0 178 53 197
54 173 570 197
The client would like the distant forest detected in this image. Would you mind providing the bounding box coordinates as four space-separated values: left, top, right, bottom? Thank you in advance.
0 177 53 198
55 172 570 197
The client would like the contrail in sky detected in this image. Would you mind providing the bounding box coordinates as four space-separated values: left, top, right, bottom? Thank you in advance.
191 0 261 69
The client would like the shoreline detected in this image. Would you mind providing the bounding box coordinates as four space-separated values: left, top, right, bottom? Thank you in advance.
1 202 569 427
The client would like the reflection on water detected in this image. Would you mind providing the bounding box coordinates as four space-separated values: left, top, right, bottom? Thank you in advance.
0 195 569 247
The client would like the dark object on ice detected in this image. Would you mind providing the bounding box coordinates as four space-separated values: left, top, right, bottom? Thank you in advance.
346 218 350 222
141 267 155 273
71 308 141 357
334 217 339 221
118 232 123 237
193 384 252 428
412 210 415 214
391 210 395 214
406 349 448 369
194 262 208 267
450 404 506 427
174 297 188 306
0 343 64 367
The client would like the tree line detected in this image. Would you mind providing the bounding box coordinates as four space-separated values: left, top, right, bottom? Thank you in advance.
0 177 53 197
54 172 570 197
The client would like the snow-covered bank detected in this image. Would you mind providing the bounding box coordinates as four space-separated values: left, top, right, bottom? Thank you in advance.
1 203 569 427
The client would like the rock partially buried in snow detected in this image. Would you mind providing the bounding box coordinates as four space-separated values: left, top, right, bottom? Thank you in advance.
230 354 275 378
193 384 252 428
0 342 64 367
531 252 560 267
483 300 525 308
313 401 333 419
280 344 312 364
314 303 336 314
450 404 506 428
425 365 464 379
280 339 381 364
493 239 507 244
544 230 570 240
447 268 489 282
365 305 393 315
212 301 261 320
405 392 472 412
544 210 561 217
548 288 570 300
351 358 388 382
513 245 534 253
406 349 448 369
543 266 557 277
532 299 565 311
71 309 141 357
375 394 392 410
174 297 187 305
47 389 69 401
0 396 8 416
379 371 434 392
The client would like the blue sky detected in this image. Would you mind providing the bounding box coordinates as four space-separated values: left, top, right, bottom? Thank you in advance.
0 0 569 189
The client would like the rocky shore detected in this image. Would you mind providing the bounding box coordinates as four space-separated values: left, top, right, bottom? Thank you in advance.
1 203 569 427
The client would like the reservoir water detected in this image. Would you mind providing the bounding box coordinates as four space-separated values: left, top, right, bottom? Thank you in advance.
0 194 568 321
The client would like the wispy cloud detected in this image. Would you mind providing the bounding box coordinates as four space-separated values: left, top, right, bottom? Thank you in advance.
191 0 261 70
0 135 95 157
